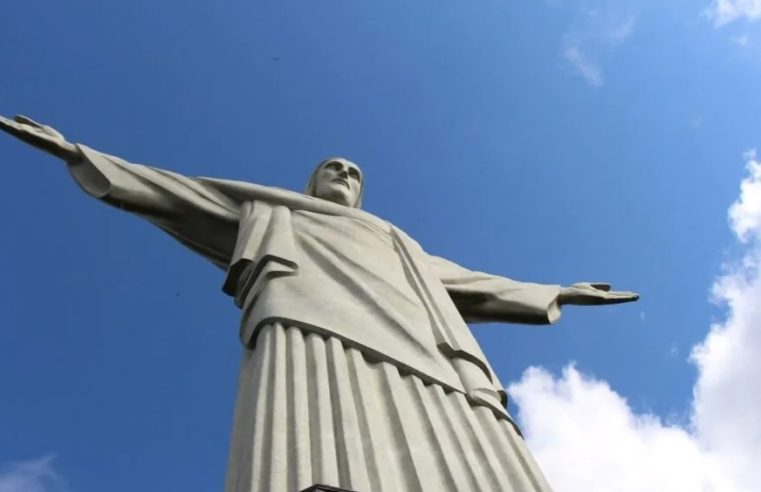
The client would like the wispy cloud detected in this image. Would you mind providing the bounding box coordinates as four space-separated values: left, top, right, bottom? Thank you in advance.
563 46 604 86
0 456 65 492
510 149 761 491
706 0 761 26
731 33 751 46
605 15 637 42
560 6 637 87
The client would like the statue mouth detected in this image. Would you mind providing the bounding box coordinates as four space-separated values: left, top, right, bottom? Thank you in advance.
332 178 350 189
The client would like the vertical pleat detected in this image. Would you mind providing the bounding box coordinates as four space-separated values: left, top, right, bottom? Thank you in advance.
431 385 495 491
378 364 429 491
248 325 276 492
225 324 553 492
286 326 312 491
491 414 554 492
305 333 340 486
451 396 518 491
263 323 289 489
408 377 466 492
326 338 372 491
477 406 546 491
346 348 407 492
224 347 259 492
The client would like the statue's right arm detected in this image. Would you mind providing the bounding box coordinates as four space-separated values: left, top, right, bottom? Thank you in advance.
0 115 240 268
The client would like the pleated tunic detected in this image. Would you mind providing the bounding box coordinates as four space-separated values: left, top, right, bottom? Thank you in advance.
226 324 552 492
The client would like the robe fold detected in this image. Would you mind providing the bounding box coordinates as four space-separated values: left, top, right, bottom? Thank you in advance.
68 145 559 491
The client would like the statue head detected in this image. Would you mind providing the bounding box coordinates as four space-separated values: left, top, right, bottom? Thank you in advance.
305 157 364 208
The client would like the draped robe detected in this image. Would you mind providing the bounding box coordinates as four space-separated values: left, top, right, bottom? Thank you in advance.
68 145 559 492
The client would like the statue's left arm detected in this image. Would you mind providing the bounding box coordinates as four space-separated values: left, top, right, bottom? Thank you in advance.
429 255 638 325
0 115 241 268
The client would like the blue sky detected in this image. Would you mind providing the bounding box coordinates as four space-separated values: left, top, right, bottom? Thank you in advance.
1 1 760 491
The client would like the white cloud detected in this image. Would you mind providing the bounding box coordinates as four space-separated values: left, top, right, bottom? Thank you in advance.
560 7 636 87
0 456 64 492
707 0 761 26
510 366 731 492
690 149 761 491
510 150 761 492
727 150 761 242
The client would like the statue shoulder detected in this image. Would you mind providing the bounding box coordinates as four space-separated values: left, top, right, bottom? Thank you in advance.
196 177 309 203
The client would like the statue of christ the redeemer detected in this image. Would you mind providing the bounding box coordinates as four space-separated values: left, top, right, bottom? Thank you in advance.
1 115 638 492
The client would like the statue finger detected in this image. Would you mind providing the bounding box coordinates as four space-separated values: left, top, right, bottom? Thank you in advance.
14 116 63 138
0 117 57 153
590 282 612 291
571 282 593 289
0 115 18 127
606 291 639 302
14 114 44 128
0 116 26 135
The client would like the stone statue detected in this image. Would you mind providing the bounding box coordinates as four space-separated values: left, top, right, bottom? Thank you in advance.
1 115 638 492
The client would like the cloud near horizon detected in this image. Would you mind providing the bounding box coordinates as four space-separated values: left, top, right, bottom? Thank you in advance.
510 150 761 491
0 456 64 492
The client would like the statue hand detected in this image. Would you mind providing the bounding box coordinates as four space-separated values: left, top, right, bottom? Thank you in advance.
0 115 81 162
558 282 639 306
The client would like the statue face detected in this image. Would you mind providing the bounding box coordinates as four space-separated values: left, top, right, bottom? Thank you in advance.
312 158 363 207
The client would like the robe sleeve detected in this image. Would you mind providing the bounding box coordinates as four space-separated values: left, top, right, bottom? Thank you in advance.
428 254 562 325
66 144 241 269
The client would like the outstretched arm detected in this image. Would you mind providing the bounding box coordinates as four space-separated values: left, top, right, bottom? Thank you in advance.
429 255 638 325
0 115 240 268
0 115 81 161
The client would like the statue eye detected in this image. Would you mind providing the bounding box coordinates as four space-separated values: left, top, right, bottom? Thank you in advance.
348 168 360 180
326 161 342 171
